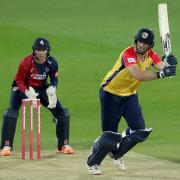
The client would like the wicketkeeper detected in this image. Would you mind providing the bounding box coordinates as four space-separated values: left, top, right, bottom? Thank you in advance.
1 37 74 156
87 28 177 175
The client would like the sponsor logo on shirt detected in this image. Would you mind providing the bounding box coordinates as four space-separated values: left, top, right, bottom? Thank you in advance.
127 58 136 63
31 73 47 80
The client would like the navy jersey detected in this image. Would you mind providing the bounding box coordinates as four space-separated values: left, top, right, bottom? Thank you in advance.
14 54 58 92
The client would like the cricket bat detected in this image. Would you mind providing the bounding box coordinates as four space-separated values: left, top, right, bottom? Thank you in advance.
158 3 171 65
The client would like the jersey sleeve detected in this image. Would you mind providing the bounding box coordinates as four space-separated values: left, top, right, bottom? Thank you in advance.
149 50 161 65
15 60 29 92
122 48 137 67
49 59 58 87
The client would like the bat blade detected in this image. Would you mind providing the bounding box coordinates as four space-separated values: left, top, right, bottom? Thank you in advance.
158 3 171 56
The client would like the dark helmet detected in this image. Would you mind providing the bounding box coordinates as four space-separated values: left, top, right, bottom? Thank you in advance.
134 28 155 48
32 37 50 51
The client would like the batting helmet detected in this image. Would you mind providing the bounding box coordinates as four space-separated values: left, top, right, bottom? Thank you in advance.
32 37 50 51
134 28 155 48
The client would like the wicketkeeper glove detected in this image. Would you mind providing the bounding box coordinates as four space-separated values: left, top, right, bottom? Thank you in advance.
157 66 176 78
25 87 39 107
25 87 39 99
46 86 57 109
162 54 177 66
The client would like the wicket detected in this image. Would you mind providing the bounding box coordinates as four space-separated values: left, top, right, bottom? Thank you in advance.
22 99 41 160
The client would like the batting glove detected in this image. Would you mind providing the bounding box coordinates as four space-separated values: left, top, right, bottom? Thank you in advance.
162 54 177 66
157 66 176 78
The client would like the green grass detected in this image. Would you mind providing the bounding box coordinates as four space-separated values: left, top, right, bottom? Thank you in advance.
0 0 180 162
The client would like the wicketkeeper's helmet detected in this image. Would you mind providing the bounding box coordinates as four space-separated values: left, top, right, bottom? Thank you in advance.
32 37 50 51
134 28 155 48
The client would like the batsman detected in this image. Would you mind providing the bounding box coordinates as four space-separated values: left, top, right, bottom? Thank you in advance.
1 37 74 156
87 28 177 175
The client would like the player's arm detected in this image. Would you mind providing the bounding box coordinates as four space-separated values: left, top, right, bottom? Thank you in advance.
126 49 177 80
123 50 159 81
154 61 165 71
155 54 177 71
127 64 176 80
123 52 158 81
46 58 58 109
49 59 58 87
153 54 177 78
15 61 29 92
127 65 158 81
16 60 38 99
